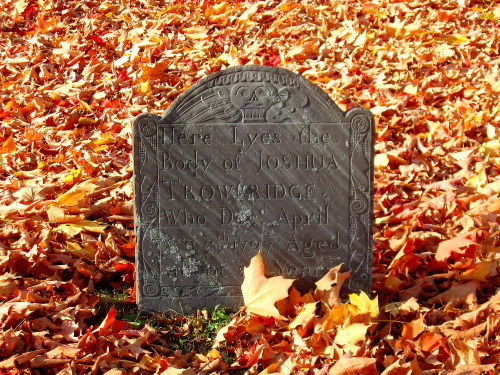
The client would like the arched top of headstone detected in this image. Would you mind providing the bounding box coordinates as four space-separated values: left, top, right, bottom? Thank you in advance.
160 65 350 124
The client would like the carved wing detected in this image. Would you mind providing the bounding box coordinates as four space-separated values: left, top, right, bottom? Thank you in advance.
200 87 242 123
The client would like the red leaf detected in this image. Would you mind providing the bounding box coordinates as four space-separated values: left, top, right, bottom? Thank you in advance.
96 307 126 334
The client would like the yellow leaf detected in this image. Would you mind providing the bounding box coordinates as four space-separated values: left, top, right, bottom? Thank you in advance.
458 261 497 282
242 251 295 318
467 166 488 189
334 323 368 346
139 80 151 95
54 220 109 237
207 349 221 359
348 292 379 319
78 99 93 113
93 145 109 152
5 100 16 110
66 242 97 262
480 139 500 157
443 34 470 44
289 302 317 329
62 168 82 184
479 11 498 21
0 136 17 154
93 133 116 146
404 84 418 95
57 179 98 207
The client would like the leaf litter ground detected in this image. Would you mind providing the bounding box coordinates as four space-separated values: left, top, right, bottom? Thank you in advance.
0 0 499 374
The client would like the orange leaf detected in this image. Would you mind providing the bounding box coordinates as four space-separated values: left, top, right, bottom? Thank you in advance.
141 61 171 82
0 136 17 154
402 316 425 340
420 332 445 353
241 251 294 318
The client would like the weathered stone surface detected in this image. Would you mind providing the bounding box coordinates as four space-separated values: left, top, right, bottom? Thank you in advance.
133 65 374 313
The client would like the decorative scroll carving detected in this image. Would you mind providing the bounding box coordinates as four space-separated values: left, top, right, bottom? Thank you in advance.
348 112 374 291
133 113 161 304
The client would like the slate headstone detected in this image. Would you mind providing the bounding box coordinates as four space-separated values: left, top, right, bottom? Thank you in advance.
133 65 374 313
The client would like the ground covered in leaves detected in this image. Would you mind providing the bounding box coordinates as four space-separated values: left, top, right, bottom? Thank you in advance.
0 0 499 374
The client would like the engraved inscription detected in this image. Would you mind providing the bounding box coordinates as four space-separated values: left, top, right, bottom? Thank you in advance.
133 65 374 313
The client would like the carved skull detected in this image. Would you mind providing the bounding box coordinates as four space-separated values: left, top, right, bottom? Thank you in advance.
230 83 279 122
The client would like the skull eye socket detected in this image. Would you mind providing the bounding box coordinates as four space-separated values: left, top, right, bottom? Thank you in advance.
235 87 253 98
254 86 269 99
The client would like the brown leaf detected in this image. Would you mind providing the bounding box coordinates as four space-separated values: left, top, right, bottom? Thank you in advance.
0 274 19 300
428 281 480 308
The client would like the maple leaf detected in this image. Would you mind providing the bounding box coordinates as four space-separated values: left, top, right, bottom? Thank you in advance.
348 292 379 319
241 251 294 318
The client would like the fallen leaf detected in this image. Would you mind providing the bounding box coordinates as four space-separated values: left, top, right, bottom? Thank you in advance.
289 302 316 329
54 220 108 236
334 323 369 346
428 281 480 308
46 206 85 223
241 251 294 318
315 265 350 307
56 179 98 207
0 135 17 154
328 357 377 375
348 292 379 319
435 230 481 262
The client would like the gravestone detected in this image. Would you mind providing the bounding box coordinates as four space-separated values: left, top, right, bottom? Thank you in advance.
133 65 374 313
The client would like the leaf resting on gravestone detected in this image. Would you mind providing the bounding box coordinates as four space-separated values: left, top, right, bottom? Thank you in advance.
241 251 294 318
